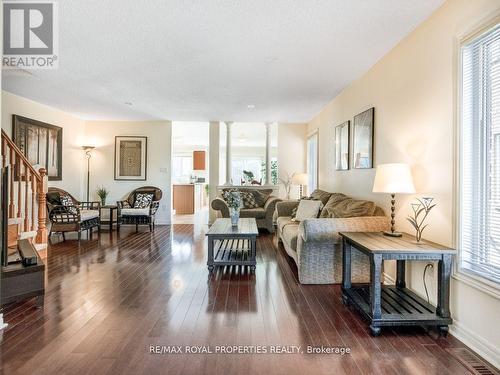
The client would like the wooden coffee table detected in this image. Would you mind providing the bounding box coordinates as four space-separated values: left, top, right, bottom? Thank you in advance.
206 218 258 272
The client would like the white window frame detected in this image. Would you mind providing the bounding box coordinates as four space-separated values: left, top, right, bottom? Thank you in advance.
307 130 319 193
454 18 500 299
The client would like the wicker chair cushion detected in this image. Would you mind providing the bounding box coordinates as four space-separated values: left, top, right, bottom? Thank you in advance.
121 208 150 216
53 209 99 222
134 193 153 208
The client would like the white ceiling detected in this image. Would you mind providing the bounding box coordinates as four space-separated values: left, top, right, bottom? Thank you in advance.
2 0 444 122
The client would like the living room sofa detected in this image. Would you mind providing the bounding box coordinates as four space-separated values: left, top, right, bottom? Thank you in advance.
276 190 390 284
211 188 281 233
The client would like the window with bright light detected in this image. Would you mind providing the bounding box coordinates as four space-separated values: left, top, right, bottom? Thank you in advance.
307 132 318 193
172 156 193 179
460 23 500 284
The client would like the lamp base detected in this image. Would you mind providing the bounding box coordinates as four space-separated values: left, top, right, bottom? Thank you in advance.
383 231 403 237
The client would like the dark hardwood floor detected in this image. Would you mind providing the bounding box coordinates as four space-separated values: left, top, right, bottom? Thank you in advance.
0 225 485 374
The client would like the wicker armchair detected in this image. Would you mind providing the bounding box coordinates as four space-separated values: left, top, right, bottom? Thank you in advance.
117 186 162 232
46 187 101 241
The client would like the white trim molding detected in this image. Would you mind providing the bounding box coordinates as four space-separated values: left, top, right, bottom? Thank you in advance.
450 320 500 369
0 314 7 331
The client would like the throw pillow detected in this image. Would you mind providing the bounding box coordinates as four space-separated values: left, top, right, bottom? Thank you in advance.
329 198 376 218
309 189 333 205
240 191 259 209
319 193 349 218
134 193 154 208
293 199 323 222
252 190 272 207
60 194 78 214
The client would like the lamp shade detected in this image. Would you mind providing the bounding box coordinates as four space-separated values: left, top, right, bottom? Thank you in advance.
372 163 415 194
292 173 308 185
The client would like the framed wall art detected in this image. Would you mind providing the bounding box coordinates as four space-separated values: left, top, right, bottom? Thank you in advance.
114 136 147 180
335 121 350 171
352 107 374 169
12 115 63 181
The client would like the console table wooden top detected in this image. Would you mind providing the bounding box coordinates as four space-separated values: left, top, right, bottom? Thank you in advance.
339 232 457 255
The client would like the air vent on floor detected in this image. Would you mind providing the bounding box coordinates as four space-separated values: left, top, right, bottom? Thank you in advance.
446 348 499 375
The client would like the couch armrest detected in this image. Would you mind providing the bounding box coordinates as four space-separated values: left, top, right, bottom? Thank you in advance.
299 216 391 244
264 196 281 218
276 200 299 217
211 197 230 218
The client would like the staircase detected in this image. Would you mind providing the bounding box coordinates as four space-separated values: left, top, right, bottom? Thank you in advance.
1 129 48 259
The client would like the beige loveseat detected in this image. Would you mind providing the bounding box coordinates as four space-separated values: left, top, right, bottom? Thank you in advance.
276 190 390 284
211 188 281 233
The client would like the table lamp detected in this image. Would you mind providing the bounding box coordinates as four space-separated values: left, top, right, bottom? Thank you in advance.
372 163 415 237
292 173 308 198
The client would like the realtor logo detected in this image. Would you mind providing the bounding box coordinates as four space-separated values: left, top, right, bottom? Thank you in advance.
3 1 58 69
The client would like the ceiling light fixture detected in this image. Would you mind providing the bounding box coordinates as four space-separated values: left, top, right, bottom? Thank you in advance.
124 102 133 106
247 104 255 109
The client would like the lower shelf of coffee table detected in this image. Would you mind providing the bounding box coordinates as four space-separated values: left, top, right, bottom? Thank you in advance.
211 238 256 267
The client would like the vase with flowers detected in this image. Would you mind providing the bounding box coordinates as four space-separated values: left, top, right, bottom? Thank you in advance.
223 190 242 227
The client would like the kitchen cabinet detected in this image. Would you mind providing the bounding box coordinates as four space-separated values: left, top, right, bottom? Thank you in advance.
193 151 206 170
173 183 207 214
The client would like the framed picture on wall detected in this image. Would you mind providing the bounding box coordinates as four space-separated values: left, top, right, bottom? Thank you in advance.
352 107 374 169
335 121 350 170
12 115 63 181
114 136 147 180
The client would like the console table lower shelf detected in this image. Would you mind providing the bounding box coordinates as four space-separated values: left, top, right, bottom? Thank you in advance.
342 284 452 335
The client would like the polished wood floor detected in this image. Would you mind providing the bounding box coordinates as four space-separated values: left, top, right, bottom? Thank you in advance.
0 225 484 375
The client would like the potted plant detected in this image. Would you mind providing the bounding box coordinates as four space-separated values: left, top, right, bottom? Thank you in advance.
224 190 242 227
242 170 254 185
96 186 109 206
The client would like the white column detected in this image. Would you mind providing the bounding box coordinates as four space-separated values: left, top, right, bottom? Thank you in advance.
225 121 233 185
209 121 220 224
265 122 272 185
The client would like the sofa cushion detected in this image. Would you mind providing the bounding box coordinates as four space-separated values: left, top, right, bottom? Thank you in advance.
252 190 272 207
294 199 323 221
240 207 266 219
320 193 349 218
277 216 299 250
282 223 299 251
309 189 333 205
240 191 259 208
329 198 376 218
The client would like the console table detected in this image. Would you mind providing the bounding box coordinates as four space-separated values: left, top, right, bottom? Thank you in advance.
340 232 456 336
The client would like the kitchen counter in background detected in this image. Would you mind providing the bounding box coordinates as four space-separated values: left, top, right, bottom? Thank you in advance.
172 184 208 214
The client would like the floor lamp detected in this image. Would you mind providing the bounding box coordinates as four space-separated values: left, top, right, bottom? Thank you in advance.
82 146 95 202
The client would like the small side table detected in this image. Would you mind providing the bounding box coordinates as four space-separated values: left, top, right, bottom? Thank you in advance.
99 205 118 231
340 232 457 336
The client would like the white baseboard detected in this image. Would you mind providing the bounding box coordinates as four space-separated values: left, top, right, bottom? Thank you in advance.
449 320 500 369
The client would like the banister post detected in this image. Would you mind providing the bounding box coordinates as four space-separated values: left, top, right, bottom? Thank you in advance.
35 168 48 244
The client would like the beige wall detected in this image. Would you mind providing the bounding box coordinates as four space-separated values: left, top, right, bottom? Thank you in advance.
307 0 500 366
84 121 172 224
1 91 86 198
